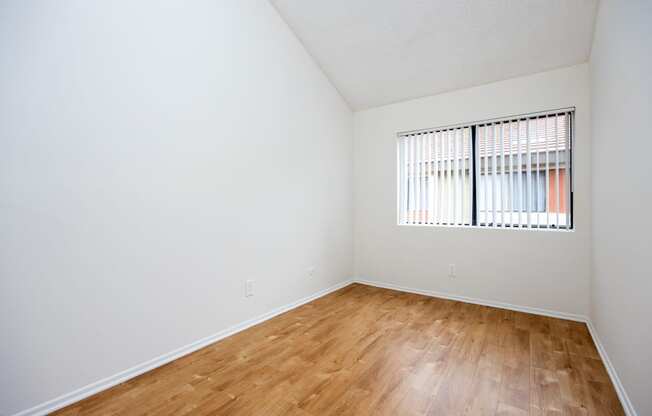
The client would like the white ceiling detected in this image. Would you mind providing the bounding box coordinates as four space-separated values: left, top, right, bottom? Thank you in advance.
271 0 598 110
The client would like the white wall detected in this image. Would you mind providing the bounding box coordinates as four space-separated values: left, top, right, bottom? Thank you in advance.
0 1 353 414
590 1 651 414
354 64 591 316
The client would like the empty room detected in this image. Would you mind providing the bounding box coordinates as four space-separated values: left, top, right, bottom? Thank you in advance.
1 0 650 415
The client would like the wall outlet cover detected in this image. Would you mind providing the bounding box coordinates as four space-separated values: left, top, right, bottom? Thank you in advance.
448 264 456 278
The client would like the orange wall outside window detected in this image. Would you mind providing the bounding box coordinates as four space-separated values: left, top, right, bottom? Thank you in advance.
548 169 566 213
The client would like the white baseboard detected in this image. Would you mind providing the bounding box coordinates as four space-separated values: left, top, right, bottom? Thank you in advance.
353 277 637 416
353 278 588 322
585 321 638 416
12 279 353 416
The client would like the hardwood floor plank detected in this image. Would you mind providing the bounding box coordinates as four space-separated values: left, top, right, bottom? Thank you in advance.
51 284 625 416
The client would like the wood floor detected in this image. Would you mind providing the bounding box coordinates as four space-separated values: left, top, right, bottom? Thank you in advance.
54 284 624 416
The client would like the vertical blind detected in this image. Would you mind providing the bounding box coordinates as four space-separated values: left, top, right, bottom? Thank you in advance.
397 109 573 229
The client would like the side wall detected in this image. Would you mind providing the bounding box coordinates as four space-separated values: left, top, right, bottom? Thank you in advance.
0 1 353 414
354 64 591 317
590 1 652 414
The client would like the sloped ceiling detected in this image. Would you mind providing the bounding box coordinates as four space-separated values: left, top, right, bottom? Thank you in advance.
271 0 598 110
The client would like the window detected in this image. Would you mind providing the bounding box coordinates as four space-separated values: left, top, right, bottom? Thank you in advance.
397 109 573 230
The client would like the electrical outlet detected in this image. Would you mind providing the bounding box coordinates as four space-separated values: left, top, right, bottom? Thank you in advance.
245 280 254 297
448 264 456 278
307 266 316 279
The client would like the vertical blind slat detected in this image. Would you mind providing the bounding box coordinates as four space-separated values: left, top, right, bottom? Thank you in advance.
425 134 429 223
416 134 421 223
422 133 427 223
508 121 514 226
458 129 463 225
499 122 505 227
545 116 550 228
483 126 489 225
534 118 540 228
427 133 432 224
415 134 420 224
491 124 496 227
565 114 571 229
525 120 532 228
475 126 481 226
402 137 408 223
497 123 502 226
434 132 439 225
496 124 501 226
443 131 447 226
441 131 445 224
405 136 410 223
421 134 426 223
441 131 445 223
413 134 418 224
468 128 474 224
449 130 454 223
460 130 465 224
454 129 458 225
460 128 465 225
555 115 560 228
416 134 423 224
517 120 523 227
438 131 443 224
410 134 417 223
456 129 459 224
419 134 422 225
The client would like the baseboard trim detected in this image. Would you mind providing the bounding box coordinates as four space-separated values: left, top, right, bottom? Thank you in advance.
353 277 637 416
353 278 588 322
585 321 638 416
12 279 353 416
